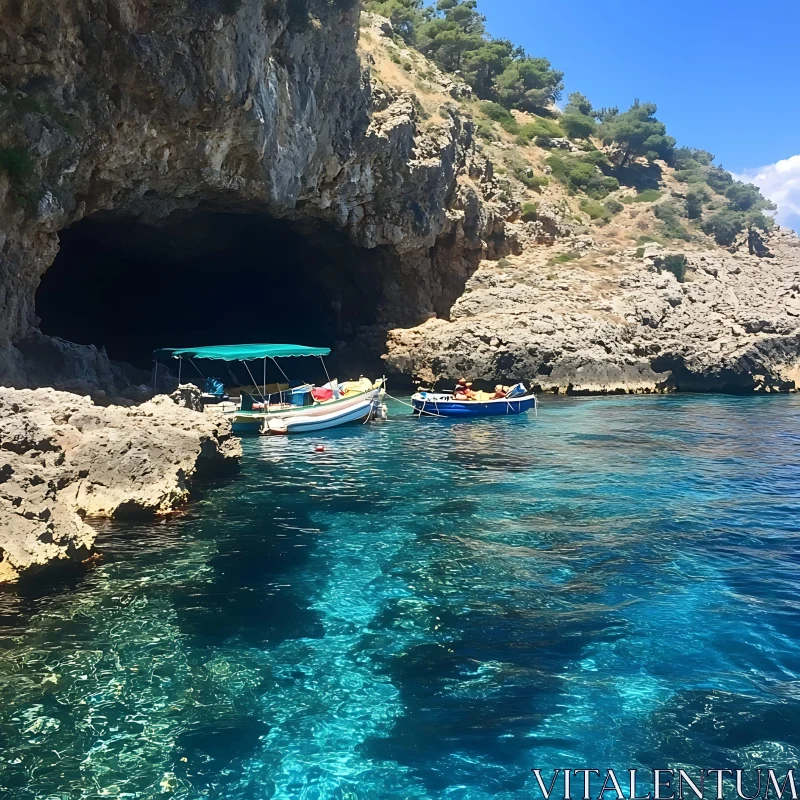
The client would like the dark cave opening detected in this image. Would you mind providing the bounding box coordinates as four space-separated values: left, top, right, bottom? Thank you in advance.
37 209 386 381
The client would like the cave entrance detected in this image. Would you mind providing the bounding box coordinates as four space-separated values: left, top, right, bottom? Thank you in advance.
37 209 384 382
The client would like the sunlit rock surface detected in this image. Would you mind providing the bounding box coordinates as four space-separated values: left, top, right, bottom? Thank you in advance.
0 388 240 583
386 227 800 393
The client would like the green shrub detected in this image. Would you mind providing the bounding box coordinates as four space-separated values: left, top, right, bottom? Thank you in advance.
601 176 620 192
725 181 767 212
516 116 564 142
701 208 745 245
706 165 733 194
505 152 547 189
520 201 538 221
674 168 706 184
580 199 611 221
582 150 610 167
658 254 688 282
481 101 520 134
685 188 709 219
633 189 663 203
524 174 549 190
544 154 569 181
654 201 691 240
673 147 714 169
549 252 580 264
545 153 617 199
560 112 596 139
0 147 41 210
635 246 646 258
475 119 495 141
604 198 624 215
0 147 35 182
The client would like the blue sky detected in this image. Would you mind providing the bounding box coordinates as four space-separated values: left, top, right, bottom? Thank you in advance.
481 0 800 229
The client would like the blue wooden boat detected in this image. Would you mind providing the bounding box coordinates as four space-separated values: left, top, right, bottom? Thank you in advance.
410 383 536 418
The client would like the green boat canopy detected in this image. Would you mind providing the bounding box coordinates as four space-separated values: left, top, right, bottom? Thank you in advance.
156 344 331 361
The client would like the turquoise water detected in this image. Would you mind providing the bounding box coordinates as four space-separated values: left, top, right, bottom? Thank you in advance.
1 394 800 799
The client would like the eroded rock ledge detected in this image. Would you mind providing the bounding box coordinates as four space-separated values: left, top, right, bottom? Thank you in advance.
386 227 800 394
0 388 240 583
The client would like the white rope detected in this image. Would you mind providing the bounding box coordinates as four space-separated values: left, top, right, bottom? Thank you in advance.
385 391 446 418
271 357 291 384
188 358 206 380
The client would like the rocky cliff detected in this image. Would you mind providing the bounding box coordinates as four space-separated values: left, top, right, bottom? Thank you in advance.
387 227 800 394
0 2 798 394
0 2 500 391
0 388 240 582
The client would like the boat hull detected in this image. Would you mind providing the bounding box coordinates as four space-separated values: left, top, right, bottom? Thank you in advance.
229 384 382 433
411 393 536 417
265 389 384 435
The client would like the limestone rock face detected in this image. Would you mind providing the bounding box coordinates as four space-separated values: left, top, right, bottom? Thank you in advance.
0 3 500 389
386 227 800 393
0 388 241 582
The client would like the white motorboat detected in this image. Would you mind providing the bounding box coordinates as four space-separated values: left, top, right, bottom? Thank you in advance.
264 387 385 435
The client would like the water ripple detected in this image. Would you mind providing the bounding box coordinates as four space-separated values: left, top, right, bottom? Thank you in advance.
0 394 799 798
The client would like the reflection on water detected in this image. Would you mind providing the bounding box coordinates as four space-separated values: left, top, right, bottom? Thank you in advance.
0 395 799 799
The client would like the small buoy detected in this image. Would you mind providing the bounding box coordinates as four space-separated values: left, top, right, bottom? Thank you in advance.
315 445 325 452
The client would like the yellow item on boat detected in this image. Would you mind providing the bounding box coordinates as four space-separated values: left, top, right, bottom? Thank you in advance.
340 377 374 396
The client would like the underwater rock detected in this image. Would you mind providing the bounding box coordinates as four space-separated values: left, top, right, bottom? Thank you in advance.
0 388 241 583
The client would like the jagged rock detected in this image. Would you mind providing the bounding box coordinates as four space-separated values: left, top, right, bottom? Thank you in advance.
0 388 241 582
385 228 800 393
534 136 579 152
170 383 204 412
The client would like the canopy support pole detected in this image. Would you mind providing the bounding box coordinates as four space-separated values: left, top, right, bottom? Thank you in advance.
263 357 267 395
319 356 332 385
270 357 291 385
177 358 182 386
243 361 267 404
152 359 158 391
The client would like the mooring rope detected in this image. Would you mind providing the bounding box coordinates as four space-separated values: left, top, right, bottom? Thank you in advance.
384 391 446 418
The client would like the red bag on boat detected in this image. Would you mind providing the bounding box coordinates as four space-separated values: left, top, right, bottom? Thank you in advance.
311 388 334 402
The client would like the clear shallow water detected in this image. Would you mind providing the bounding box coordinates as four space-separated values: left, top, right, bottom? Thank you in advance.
1 394 800 799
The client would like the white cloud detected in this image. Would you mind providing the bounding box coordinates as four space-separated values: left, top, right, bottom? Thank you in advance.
735 154 800 232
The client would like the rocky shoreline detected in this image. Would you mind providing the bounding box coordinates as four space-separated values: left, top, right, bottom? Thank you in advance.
385 226 800 394
0 388 240 584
